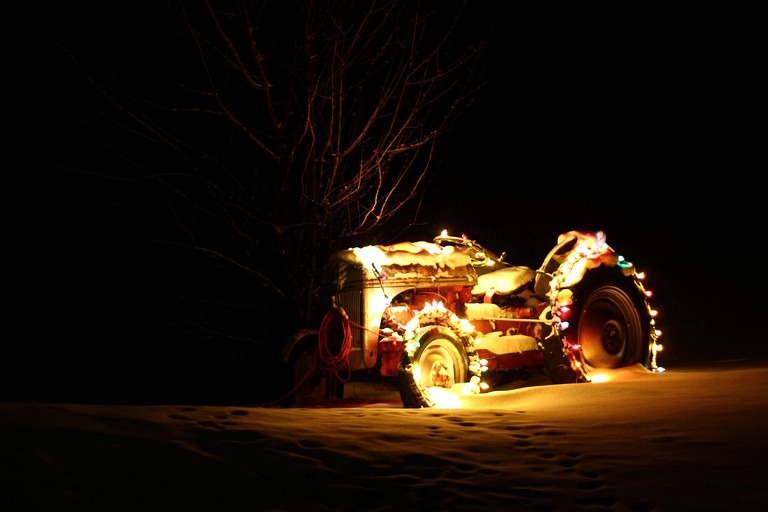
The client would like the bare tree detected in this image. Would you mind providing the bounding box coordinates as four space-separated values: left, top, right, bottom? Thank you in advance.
40 0 490 346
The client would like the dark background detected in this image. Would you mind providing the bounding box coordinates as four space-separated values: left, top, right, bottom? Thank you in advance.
7 3 761 404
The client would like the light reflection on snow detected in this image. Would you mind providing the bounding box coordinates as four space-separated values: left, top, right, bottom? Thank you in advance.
428 382 483 409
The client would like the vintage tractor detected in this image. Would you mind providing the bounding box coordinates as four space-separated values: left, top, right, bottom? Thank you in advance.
280 230 663 407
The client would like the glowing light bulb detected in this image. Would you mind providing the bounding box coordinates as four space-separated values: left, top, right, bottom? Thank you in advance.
596 230 607 248
645 290 653 298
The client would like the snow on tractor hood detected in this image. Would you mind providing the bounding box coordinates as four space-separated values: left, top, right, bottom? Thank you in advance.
326 241 477 291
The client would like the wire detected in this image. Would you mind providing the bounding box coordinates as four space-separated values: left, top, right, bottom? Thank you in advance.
317 308 354 382
370 263 389 299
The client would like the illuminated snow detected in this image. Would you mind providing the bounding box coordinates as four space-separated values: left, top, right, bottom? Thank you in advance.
352 241 471 270
471 266 536 295
5 362 768 511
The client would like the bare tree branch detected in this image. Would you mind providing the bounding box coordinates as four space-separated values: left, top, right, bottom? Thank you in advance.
42 0 491 339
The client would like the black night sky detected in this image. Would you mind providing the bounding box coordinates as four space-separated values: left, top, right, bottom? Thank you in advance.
8 2 761 404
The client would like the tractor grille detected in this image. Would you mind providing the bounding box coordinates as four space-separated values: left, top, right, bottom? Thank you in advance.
338 289 364 349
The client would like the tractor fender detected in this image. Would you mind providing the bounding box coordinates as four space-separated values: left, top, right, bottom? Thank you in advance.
281 328 320 364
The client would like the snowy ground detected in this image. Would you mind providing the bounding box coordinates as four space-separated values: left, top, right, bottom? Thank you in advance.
3 349 768 511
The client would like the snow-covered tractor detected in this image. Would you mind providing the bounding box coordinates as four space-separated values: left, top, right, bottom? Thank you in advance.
280 230 663 408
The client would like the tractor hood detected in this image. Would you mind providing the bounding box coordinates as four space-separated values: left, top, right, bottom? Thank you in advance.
325 241 478 292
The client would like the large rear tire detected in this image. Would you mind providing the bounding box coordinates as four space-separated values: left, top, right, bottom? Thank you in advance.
566 266 653 374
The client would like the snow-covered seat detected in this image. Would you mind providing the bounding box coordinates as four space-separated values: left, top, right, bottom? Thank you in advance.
471 266 536 296
475 331 538 354
463 302 514 321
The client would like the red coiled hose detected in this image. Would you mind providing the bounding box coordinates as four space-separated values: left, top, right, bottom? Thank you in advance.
317 308 353 381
